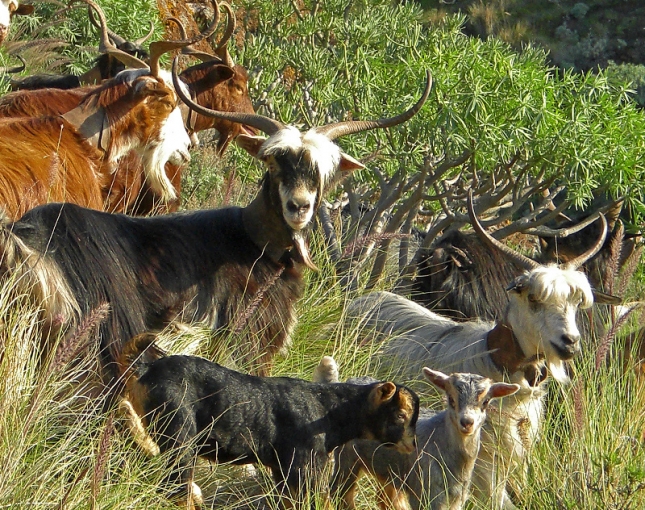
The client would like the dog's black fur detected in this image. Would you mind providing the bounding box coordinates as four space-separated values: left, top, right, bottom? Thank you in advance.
118 333 420 507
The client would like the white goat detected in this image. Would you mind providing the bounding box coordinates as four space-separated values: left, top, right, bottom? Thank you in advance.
343 194 607 509
332 367 519 510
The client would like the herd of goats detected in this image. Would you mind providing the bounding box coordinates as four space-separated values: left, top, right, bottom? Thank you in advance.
0 0 643 509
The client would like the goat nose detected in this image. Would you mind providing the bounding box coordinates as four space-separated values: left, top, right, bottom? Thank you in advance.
561 334 579 346
287 200 310 214
460 417 474 432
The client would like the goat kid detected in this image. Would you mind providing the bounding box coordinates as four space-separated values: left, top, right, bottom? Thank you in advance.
331 367 519 510
343 194 604 509
118 333 420 509
0 70 431 380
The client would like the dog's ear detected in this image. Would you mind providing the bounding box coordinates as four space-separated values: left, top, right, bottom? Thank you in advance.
369 382 397 408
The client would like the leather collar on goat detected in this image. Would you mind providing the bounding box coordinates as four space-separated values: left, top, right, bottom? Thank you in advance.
486 323 547 387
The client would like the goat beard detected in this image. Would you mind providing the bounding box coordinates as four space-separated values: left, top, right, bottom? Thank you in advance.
547 359 570 385
292 232 318 271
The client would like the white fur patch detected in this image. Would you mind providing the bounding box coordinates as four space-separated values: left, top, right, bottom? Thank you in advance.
140 105 190 201
116 71 191 202
301 129 342 185
259 126 342 188
3 233 81 326
526 265 594 309
0 0 17 27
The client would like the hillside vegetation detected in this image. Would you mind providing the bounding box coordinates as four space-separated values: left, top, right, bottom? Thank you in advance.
420 0 645 105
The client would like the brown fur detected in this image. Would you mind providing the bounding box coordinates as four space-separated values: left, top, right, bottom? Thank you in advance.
0 61 249 216
0 74 180 219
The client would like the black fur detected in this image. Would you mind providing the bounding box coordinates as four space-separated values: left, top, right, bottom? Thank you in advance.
10 74 82 90
9 44 148 91
3 187 304 377
120 334 419 504
412 230 521 321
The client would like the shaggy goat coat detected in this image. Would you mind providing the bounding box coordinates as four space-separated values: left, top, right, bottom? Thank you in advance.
0 191 304 377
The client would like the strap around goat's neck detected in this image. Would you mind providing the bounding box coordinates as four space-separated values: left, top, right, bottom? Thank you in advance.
486 323 547 387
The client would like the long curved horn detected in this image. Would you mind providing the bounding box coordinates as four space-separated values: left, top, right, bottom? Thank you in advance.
467 191 540 271
133 21 155 46
80 0 148 69
87 6 126 46
313 70 432 140
213 2 235 68
172 57 284 135
563 214 608 270
166 16 219 63
148 0 222 77
0 54 26 74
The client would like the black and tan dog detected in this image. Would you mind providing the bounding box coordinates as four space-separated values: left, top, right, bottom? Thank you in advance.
117 333 419 508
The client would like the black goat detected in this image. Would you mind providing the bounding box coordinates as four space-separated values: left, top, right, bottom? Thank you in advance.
117 333 419 508
0 69 430 381
412 229 522 321
412 211 627 328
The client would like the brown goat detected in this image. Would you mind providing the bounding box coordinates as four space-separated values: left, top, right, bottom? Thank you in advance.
167 2 257 155
0 70 192 219
0 0 238 217
0 2 255 215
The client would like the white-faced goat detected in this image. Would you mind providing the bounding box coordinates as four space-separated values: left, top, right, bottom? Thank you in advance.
344 194 606 509
331 367 519 510
0 70 431 384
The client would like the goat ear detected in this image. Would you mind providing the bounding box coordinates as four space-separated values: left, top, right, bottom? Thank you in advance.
235 134 266 159
592 289 623 305
202 65 235 89
15 4 34 15
338 151 365 172
423 367 450 392
62 103 111 153
369 382 397 407
488 382 520 400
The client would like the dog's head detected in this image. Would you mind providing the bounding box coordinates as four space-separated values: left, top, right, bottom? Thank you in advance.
363 382 419 454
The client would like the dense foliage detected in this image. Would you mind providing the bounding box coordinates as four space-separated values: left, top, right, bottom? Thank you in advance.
232 0 645 218
420 0 645 105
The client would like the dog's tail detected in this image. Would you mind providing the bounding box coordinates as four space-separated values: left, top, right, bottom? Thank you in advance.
117 332 166 380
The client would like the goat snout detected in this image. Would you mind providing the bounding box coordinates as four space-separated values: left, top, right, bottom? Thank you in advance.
561 333 580 346
459 416 475 435
551 335 581 360
286 199 311 216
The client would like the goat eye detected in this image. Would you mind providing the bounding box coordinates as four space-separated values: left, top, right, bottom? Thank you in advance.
527 295 538 303
482 399 491 408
